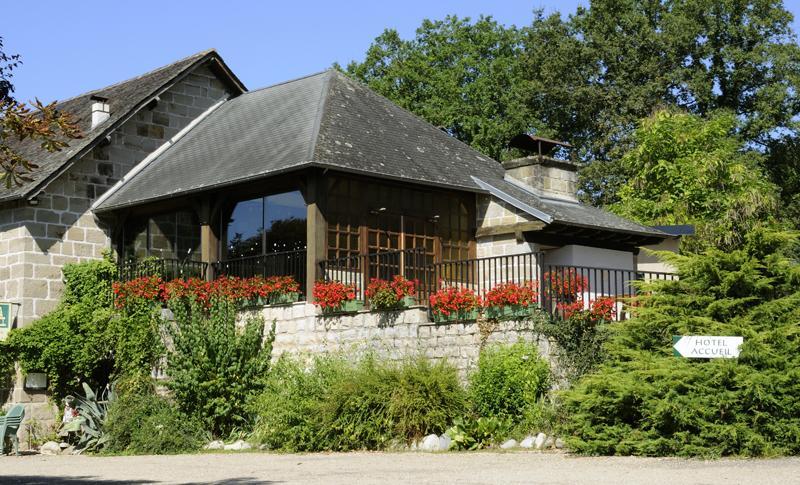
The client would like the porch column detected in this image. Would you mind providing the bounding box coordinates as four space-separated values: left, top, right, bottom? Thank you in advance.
306 172 327 301
197 199 221 281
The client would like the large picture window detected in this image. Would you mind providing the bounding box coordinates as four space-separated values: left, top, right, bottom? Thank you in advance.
225 190 306 259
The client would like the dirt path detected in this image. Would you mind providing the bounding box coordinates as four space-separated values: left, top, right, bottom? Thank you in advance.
2 451 799 484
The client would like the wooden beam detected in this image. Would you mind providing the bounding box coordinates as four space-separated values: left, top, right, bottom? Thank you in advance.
475 220 547 238
306 171 327 301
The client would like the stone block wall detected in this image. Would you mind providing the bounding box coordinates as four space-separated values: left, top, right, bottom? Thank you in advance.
253 303 550 375
0 63 233 327
475 194 539 258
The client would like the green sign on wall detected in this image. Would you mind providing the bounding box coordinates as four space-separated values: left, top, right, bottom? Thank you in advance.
0 302 12 341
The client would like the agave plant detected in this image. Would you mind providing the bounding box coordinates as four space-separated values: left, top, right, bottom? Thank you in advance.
60 382 115 454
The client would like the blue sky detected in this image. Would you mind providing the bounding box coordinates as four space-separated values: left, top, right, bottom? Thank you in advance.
3 0 800 104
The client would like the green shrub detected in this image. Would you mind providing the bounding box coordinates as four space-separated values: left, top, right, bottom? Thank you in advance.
5 257 162 400
105 391 204 455
536 309 612 382
249 355 349 451
250 354 466 451
469 341 550 424
560 229 800 457
165 297 275 438
319 355 466 450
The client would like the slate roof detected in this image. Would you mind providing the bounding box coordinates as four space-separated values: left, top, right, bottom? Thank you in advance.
94 69 665 241
0 49 245 203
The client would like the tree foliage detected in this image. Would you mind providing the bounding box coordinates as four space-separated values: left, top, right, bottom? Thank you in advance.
610 109 778 251
0 36 82 187
560 229 800 456
346 1 800 207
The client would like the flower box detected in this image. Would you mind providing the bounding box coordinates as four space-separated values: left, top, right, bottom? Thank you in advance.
322 299 365 315
269 292 300 305
401 295 417 307
432 309 479 323
484 305 535 320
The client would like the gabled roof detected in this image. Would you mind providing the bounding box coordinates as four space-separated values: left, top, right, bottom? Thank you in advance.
93 68 666 243
0 49 245 203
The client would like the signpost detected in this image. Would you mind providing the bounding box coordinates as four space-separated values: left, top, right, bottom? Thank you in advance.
672 335 743 359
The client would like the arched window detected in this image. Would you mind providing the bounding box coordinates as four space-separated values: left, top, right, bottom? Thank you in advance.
225 190 306 259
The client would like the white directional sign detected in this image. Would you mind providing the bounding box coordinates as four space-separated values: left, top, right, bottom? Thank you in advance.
672 336 743 359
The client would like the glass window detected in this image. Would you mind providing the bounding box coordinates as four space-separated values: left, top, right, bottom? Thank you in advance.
264 191 307 253
225 190 306 259
227 197 264 258
122 211 200 262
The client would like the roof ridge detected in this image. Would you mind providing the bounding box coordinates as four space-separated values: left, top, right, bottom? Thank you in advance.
307 70 335 161
50 49 215 105
239 69 332 97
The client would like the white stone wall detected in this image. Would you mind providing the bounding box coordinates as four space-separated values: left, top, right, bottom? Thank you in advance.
0 64 233 327
251 303 550 375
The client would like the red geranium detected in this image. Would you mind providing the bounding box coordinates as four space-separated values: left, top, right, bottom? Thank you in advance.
429 286 480 317
483 281 538 308
544 269 588 301
112 276 162 309
312 280 357 309
559 296 617 321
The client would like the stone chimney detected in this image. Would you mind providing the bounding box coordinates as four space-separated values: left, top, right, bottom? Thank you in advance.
503 134 578 202
90 95 110 129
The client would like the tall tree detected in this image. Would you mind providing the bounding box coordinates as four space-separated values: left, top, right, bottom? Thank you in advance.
610 109 778 251
0 37 81 188
346 15 532 161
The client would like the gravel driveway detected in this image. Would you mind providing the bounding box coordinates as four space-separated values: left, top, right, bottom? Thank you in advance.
2 451 799 484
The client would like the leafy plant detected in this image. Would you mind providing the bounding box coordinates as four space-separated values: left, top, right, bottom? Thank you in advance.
483 282 538 308
105 391 204 455
60 383 115 454
366 276 417 310
250 354 466 451
469 342 550 424
165 297 275 438
446 416 509 450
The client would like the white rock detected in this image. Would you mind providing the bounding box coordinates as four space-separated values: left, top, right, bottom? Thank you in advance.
420 434 440 451
519 436 535 448
544 437 555 449
534 432 547 449
555 438 566 449
223 439 252 451
438 434 452 451
500 439 518 449
204 440 224 450
40 441 61 455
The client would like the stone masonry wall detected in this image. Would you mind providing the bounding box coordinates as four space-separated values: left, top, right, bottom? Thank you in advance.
475 194 539 258
0 63 232 327
252 303 550 376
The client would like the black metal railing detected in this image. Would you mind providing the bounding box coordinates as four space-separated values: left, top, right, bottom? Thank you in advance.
212 249 308 299
319 248 431 302
431 252 543 302
118 258 208 281
541 264 678 321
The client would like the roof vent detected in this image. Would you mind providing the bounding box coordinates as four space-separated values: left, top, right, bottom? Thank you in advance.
90 95 110 129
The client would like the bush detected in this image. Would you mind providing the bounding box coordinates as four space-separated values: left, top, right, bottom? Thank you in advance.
469 342 550 426
105 391 204 455
560 230 800 457
165 297 275 438
250 354 466 451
